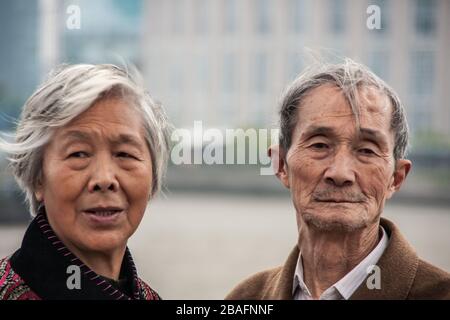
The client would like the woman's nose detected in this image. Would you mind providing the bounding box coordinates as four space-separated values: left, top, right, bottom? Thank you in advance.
87 156 119 193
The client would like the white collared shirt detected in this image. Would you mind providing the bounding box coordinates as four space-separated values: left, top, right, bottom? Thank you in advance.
292 226 389 300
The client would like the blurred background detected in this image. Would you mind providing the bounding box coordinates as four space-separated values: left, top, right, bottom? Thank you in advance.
0 0 449 299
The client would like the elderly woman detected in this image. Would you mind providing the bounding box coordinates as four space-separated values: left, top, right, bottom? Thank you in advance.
0 64 169 300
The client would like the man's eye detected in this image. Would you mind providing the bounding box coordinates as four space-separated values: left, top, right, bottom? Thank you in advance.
359 148 375 155
69 151 89 158
310 143 329 150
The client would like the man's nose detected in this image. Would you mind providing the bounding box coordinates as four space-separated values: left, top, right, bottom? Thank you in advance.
323 149 356 187
87 156 119 193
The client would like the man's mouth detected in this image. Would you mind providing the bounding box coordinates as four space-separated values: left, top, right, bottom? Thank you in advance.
314 198 362 203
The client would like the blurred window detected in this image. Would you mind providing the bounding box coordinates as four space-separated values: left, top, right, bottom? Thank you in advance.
286 52 303 81
196 54 210 91
288 0 306 33
223 53 237 93
409 51 435 132
171 0 185 34
146 0 163 33
410 51 434 96
367 50 389 81
255 0 271 34
329 0 346 34
194 0 209 34
169 58 184 93
415 0 437 35
253 52 268 93
223 0 237 33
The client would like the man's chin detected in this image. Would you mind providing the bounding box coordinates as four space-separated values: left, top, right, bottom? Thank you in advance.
301 211 369 232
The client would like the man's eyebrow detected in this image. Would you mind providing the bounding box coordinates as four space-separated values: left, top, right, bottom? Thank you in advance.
300 126 389 146
301 126 336 139
358 128 389 146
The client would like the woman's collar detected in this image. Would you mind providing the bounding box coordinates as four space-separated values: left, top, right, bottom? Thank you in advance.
10 212 142 300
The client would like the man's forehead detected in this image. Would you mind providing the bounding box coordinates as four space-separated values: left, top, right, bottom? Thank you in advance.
358 85 392 114
298 84 392 124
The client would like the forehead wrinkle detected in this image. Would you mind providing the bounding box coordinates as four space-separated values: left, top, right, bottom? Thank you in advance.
59 128 146 149
357 86 392 114
314 112 356 120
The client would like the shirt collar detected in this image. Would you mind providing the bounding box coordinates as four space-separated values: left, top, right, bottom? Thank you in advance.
293 226 389 300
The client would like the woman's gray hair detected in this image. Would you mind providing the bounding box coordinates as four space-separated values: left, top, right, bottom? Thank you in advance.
278 58 409 161
0 64 171 216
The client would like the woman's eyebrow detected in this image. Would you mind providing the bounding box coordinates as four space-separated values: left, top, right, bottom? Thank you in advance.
59 131 144 150
109 134 145 150
59 130 91 147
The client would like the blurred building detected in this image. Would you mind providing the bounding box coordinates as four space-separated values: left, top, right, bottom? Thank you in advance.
1 0 449 137
61 0 143 66
0 0 40 126
141 0 450 140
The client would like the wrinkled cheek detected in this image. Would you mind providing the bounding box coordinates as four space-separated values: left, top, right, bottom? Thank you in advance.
289 162 316 209
362 168 392 208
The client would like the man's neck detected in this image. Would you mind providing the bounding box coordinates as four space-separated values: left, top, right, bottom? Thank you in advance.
298 222 380 299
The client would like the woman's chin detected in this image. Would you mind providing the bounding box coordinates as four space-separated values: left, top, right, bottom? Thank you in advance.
75 232 128 254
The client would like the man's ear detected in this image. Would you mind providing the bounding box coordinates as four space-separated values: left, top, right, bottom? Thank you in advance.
387 159 412 199
268 144 290 189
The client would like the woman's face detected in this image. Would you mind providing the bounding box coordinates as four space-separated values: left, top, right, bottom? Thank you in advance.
35 97 153 254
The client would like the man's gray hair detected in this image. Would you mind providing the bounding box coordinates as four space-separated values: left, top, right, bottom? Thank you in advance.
0 64 171 216
278 58 409 160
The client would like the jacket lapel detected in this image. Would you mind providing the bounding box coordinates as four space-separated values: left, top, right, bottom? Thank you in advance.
262 246 299 299
350 218 418 299
265 218 418 300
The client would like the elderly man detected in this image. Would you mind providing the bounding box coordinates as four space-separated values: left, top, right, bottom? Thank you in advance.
226 60 450 300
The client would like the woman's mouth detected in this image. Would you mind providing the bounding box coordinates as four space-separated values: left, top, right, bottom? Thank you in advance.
82 207 125 225
86 210 121 216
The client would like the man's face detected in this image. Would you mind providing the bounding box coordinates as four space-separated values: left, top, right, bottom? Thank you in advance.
275 84 410 232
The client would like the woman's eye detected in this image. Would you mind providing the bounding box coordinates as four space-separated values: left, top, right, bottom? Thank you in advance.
310 143 329 150
69 151 89 158
117 152 134 159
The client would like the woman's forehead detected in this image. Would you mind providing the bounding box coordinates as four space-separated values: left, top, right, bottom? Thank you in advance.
54 98 147 145
72 97 142 125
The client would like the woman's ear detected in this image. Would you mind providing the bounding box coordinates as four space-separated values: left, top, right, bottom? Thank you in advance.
35 190 43 202
34 175 44 202
268 144 290 189
387 159 412 199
